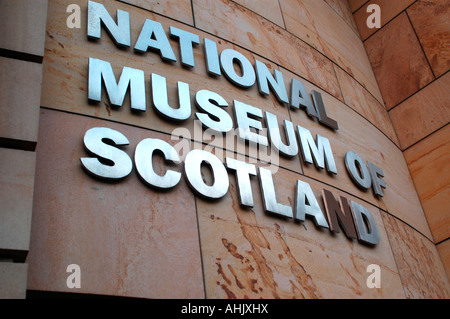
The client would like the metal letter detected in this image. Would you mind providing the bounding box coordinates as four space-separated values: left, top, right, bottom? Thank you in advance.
311 90 338 130
135 138 181 190
350 200 380 245
184 149 229 199
220 49 256 88
151 73 191 121
134 19 177 62
195 90 233 133
258 167 293 218
226 157 257 207
345 151 371 190
169 26 199 67
265 111 298 157
322 190 357 239
255 60 289 104
87 1 130 47
234 100 268 146
290 78 317 117
80 127 132 180
204 38 221 76
368 161 386 197
294 180 329 228
297 126 337 174
88 57 146 111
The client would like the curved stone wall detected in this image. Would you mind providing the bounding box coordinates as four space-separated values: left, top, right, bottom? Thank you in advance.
21 0 449 298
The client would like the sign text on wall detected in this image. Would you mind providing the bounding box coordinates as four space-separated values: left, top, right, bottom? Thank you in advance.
79 1 387 245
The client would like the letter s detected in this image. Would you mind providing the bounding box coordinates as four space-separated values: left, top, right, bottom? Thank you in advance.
80 127 132 180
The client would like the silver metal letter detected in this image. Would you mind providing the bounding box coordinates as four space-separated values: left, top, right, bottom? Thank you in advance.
322 190 357 239
151 73 191 121
87 1 130 47
311 90 338 130
234 100 268 146
290 78 317 117
350 201 380 245
226 157 257 207
220 49 255 88
345 151 371 190
255 60 289 104
88 57 146 111
134 19 177 62
258 167 293 218
195 90 233 133
80 127 132 180
297 126 337 174
265 111 298 157
294 180 328 228
204 38 221 76
184 149 229 199
135 138 181 190
169 26 200 67
368 161 386 197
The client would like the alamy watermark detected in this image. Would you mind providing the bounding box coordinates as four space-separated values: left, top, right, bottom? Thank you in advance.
170 121 282 174
366 264 381 289
366 4 381 29
66 264 81 289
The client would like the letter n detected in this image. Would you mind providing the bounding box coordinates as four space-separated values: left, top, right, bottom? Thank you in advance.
87 1 130 46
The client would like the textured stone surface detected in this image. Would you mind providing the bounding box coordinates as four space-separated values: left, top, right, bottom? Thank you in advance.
0 0 48 57
407 0 450 77
389 72 450 150
404 125 450 243
278 0 383 103
436 240 450 281
0 148 35 252
0 56 42 143
233 0 285 28
348 0 368 13
324 0 359 35
26 109 204 298
353 0 416 41
364 13 434 109
334 65 399 146
0 262 28 299
382 213 450 299
192 0 343 100
119 0 194 26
